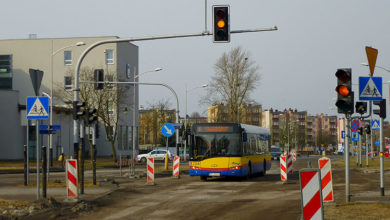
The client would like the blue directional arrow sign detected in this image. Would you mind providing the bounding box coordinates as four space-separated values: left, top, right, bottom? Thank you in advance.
161 123 175 137
26 97 49 120
359 77 382 101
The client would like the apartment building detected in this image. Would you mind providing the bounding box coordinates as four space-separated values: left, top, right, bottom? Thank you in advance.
262 108 307 151
207 103 262 126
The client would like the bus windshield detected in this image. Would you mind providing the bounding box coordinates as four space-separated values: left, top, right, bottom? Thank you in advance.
191 133 241 160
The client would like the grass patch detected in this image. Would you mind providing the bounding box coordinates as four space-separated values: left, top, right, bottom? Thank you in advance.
0 199 30 208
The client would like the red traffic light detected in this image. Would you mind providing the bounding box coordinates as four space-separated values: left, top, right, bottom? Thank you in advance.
335 69 351 82
216 10 225 19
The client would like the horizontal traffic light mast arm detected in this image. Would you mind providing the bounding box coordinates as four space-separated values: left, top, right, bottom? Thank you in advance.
73 27 278 93
73 27 278 144
230 26 278 34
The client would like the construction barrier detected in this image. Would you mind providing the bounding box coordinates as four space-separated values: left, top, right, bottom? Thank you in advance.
299 168 324 220
117 160 129 167
66 159 78 198
318 157 334 202
287 154 293 174
280 155 287 181
172 156 180 177
147 157 154 184
292 151 297 162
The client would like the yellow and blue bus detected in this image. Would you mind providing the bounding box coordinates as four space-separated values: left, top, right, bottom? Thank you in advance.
188 123 271 179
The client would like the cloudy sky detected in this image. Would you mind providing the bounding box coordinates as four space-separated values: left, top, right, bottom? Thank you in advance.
2 0 390 118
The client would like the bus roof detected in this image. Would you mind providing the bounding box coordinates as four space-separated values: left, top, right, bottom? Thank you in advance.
240 123 270 135
192 123 270 135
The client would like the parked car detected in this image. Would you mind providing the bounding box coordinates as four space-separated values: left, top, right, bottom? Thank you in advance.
270 147 282 160
137 149 173 163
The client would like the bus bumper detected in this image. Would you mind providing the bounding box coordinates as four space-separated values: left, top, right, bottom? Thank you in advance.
189 168 247 177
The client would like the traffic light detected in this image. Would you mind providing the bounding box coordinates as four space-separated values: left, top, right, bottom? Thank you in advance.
365 125 371 134
358 127 364 135
87 108 98 125
355 101 367 115
213 5 230 42
335 68 354 114
73 101 86 120
373 99 386 118
94 69 104 90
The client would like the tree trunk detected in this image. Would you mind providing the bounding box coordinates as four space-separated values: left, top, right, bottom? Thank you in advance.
110 141 117 162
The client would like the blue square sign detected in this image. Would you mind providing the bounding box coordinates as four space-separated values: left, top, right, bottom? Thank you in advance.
26 97 49 120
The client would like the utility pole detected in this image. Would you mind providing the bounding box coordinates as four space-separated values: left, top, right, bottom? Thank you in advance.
345 116 351 202
379 116 384 196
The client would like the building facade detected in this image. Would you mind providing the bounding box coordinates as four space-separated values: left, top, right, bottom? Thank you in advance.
207 103 262 126
0 36 138 159
262 108 307 151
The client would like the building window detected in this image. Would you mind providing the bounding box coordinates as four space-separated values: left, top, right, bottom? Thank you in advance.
64 51 72 65
105 49 114 64
0 55 12 89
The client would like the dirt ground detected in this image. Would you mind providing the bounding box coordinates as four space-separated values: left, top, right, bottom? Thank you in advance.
4 156 390 219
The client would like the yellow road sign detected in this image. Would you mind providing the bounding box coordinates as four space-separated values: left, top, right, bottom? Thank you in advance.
366 46 378 76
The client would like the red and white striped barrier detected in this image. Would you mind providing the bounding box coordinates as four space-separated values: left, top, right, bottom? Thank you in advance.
66 159 78 198
318 157 334 202
117 160 129 167
287 154 293 174
147 157 154 184
172 156 180 177
292 151 297 162
299 169 324 220
280 155 287 181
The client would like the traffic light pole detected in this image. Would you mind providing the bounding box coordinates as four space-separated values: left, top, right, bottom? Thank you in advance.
359 129 362 167
380 116 384 196
370 101 374 160
345 115 351 202
73 29 278 165
366 132 369 167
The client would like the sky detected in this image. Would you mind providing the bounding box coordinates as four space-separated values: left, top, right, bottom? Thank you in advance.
2 0 390 119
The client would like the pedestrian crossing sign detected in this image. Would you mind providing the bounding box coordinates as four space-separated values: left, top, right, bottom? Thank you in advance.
371 120 380 130
26 96 49 120
359 77 382 101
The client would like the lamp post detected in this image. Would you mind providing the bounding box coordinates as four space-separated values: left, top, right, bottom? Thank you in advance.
131 67 162 176
184 84 208 161
361 62 390 73
49 41 85 162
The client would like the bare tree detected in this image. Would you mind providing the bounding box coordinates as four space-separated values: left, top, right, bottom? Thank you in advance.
54 67 128 162
202 46 260 122
145 99 173 146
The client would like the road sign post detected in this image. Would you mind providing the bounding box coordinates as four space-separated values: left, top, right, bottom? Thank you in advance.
26 96 49 200
161 123 175 170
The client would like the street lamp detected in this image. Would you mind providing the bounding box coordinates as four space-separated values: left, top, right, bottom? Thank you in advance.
360 62 390 73
49 41 85 162
130 67 162 176
184 84 208 161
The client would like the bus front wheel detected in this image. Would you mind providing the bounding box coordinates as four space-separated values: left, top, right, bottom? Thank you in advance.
200 176 207 181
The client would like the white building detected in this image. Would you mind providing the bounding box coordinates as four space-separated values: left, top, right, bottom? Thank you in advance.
0 36 139 159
